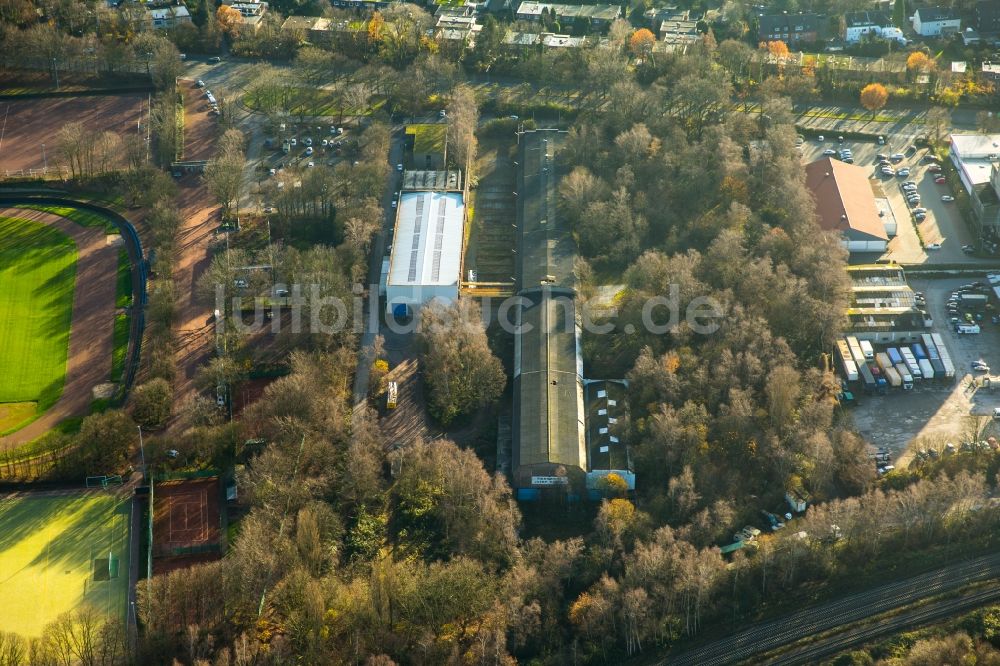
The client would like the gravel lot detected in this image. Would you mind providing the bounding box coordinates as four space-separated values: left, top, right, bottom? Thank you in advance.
851 277 1000 464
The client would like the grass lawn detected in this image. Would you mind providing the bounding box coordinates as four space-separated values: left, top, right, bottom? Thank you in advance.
0 217 77 433
0 493 130 638
406 123 447 154
115 248 132 309
110 313 129 383
18 205 119 235
244 88 386 118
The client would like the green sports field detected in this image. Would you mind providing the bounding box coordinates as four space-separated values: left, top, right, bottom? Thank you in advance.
0 492 131 637
0 216 77 434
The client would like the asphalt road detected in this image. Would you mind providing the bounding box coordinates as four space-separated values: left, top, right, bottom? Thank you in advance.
661 551 1000 666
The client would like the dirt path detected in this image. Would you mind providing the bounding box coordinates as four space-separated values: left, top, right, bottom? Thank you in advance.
0 207 117 448
168 80 220 418
169 179 218 413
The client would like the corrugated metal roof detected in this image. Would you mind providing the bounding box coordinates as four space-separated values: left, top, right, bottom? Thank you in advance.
512 131 586 479
388 191 464 287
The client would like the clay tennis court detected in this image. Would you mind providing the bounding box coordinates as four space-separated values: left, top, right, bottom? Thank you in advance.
152 477 221 559
0 94 148 174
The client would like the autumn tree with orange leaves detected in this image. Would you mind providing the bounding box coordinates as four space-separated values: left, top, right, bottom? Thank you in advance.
216 4 242 37
860 83 888 118
629 28 655 57
764 39 790 60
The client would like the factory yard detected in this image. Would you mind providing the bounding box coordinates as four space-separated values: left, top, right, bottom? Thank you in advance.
799 135 984 265
851 277 1000 465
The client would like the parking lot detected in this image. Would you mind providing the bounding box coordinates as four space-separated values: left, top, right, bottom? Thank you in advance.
800 136 979 265
851 277 1000 464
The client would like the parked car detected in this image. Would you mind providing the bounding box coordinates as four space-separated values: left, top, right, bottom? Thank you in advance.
935 176 947 184
973 361 990 372
304 147 313 156
915 212 927 221
963 245 975 254
942 195 955 202
877 153 889 161
823 149 837 156
928 164 942 173
891 153 905 162
924 154 942 162
817 135 825 141
897 168 911 177
307 161 315 168
304 137 312 146
195 79 205 88
396 163 403 171
912 207 927 214
208 56 221 63
925 242 942 250
877 135 886 144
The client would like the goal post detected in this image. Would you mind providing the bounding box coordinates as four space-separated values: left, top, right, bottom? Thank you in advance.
86 476 107 488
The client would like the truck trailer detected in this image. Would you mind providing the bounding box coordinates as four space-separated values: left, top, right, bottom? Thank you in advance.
901 347 922 379
913 343 928 360
884 365 902 388
918 358 935 380
859 363 877 394
887 347 904 366
859 339 875 361
922 334 946 376
847 336 867 366
895 363 914 389
836 340 859 382
961 293 988 309
931 333 956 380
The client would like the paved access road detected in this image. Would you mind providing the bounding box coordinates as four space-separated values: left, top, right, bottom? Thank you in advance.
661 552 1000 666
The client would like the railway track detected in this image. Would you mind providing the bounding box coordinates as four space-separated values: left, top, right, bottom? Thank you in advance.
662 552 1000 666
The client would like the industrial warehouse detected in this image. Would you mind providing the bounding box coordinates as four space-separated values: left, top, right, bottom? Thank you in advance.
384 170 465 317
511 130 635 500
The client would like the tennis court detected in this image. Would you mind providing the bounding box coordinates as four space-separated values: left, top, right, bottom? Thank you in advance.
0 491 131 637
153 477 221 559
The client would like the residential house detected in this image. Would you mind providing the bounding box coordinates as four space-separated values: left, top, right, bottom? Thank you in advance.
912 7 961 36
844 10 896 43
805 157 889 253
147 5 191 30
502 30 586 49
514 2 621 29
436 13 481 51
224 0 267 31
646 8 701 51
757 11 820 44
